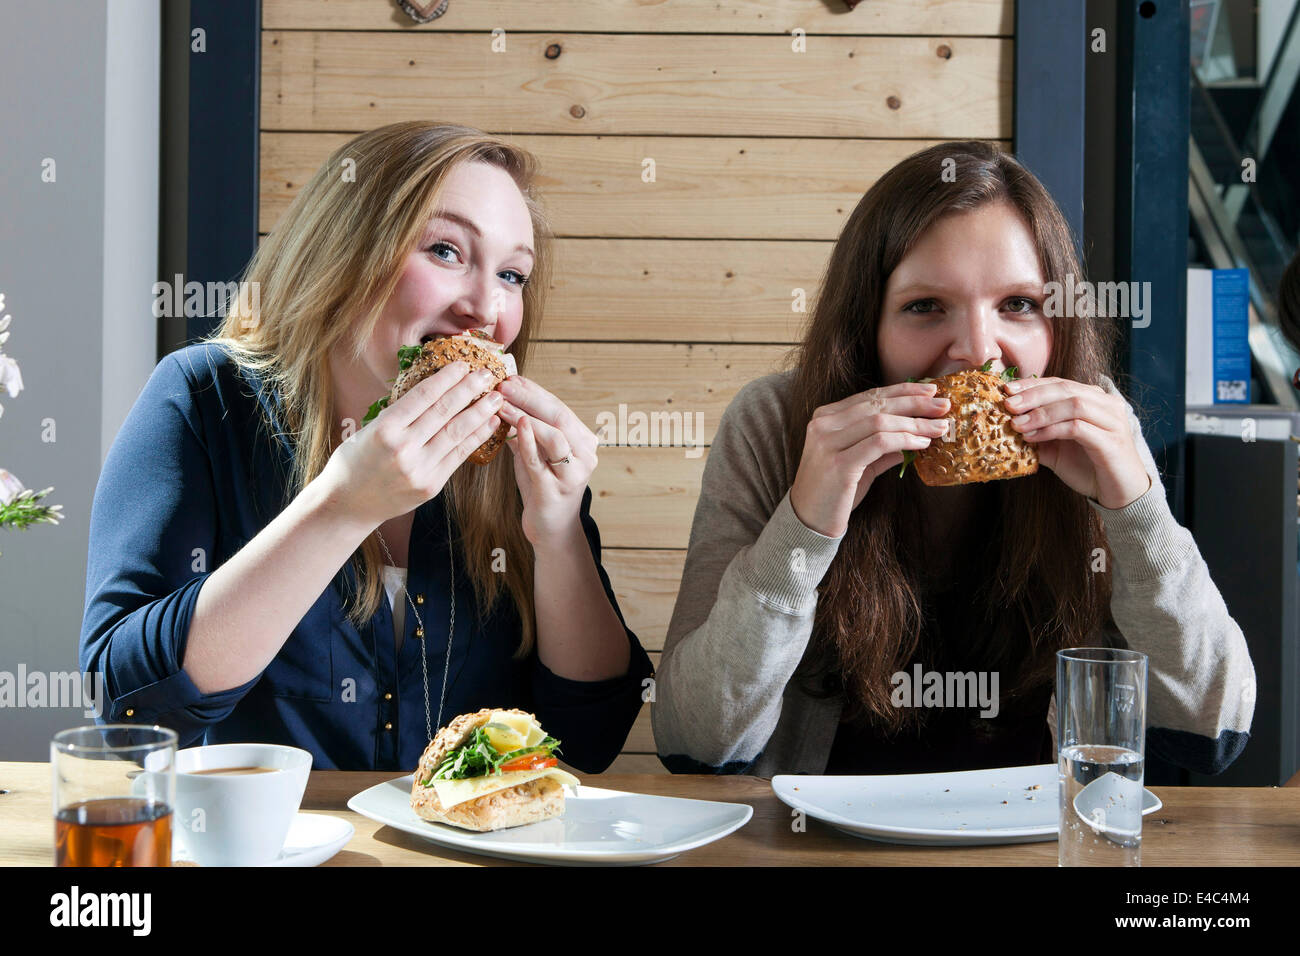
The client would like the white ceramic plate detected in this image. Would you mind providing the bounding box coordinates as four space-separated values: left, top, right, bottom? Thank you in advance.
772 764 1162 846
173 813 354 867
347 775 752 865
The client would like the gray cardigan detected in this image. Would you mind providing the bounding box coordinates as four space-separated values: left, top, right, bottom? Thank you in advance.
652 370 1256 777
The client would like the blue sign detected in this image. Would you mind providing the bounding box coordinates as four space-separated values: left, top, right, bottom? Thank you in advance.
1212 269 1250 403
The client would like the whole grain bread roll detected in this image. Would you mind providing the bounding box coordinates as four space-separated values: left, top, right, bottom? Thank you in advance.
391 335 511 465
912 368 1039 486
410 708 567 832
412 775 566 832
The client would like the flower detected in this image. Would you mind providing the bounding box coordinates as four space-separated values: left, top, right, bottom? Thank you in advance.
0 469 24 507
0 353 21 419
0 353 21 398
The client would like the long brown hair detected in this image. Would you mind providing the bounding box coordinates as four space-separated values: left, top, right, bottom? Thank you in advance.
204 122 552 654
785 141 1122 735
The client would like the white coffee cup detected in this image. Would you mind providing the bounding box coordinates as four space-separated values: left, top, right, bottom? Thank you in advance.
171 743 312 866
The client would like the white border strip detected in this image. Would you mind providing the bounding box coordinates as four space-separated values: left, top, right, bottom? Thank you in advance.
101 0 161 466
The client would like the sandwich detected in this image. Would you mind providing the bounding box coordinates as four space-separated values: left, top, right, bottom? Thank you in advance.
410 708 580 831
899 360 1039 486
362 329 517 465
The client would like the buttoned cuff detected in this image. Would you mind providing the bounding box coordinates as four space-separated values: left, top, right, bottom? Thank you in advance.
107 667 207 721
97 572 262 742
106 668 259 722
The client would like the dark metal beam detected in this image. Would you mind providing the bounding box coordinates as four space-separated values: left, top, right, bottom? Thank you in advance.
1115 0 1190 526
185 0 261 345
1015 0 1087 257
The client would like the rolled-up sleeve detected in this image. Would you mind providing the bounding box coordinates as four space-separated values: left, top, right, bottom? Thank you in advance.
530 487 654 774
80 354 257 745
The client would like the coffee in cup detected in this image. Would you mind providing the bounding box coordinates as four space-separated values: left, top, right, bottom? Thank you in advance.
185 766 279 776
171 743 312 866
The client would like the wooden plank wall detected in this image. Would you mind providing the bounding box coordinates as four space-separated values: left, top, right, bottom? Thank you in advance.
260 0 1013 772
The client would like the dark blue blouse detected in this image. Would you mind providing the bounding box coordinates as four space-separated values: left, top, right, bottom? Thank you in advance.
79 342 653 772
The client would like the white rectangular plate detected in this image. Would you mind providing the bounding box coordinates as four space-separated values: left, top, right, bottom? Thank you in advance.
348 775 752 865
772 764 1161 846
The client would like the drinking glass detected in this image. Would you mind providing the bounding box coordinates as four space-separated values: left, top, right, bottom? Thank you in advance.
52 724 177 867
1056 648 1147 867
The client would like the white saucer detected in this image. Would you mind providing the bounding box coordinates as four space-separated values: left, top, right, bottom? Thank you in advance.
173 812 354 867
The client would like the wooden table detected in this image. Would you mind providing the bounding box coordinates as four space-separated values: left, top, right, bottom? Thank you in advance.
6 762 1298 866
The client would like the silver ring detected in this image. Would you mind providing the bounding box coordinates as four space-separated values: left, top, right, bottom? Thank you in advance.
546 455 571 466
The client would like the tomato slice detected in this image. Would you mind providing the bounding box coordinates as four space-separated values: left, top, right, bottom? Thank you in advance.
500 754 558 773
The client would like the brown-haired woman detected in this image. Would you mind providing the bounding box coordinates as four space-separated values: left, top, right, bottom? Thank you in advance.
81 122 651 771
653 141 1255 776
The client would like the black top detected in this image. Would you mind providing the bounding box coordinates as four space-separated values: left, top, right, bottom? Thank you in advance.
825 492 1055 775
825 690 1054 775
80 342 653 772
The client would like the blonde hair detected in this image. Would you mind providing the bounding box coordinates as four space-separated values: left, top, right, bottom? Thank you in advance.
203 121 552 655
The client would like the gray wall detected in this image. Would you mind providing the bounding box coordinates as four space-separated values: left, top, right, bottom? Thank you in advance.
0 1 159 759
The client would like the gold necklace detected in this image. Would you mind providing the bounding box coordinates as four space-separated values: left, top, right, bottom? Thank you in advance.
374 503 454 742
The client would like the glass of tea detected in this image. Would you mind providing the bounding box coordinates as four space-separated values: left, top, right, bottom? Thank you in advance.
52 724 177 867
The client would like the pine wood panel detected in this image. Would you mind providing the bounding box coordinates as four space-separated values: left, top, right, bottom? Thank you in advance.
527 341 791 447
614 654 660 756
585 446 705 549
626 704 656 754
262 32 1011 138
252 234 826 340
261 132 991 238
264 0 1014 36
600 550 686 653
543 239 828 342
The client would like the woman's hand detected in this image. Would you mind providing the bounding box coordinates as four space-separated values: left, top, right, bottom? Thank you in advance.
789 382 951 537
319 361 504 528
495 375 599 546
1002 376 1152 509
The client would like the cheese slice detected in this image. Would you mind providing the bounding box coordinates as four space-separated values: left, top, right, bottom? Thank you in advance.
430 767 580 809
488 711 535 741
487 710 549 748
523 722 547 748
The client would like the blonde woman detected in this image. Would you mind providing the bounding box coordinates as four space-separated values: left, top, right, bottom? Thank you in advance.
81 122 651 771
